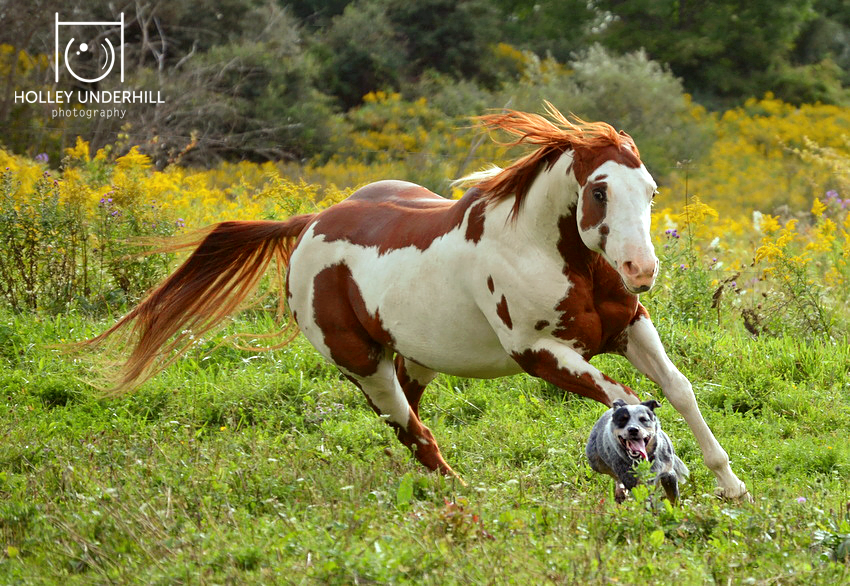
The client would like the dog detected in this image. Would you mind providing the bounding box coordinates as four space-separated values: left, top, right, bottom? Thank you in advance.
585 399 689 503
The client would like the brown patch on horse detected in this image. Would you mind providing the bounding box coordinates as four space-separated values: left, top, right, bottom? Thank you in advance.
496 295 513 330
393 407 457 476
570 142 641 187
534 320 549 331
487 276 495 293
604 303 651 355
470 103 641 218
598 224 610 252
465 200 487 243
312 183 486 255
394 355 427 417
552 215 639 358
312 263 395 378
511 348 636 406
580 180 608 231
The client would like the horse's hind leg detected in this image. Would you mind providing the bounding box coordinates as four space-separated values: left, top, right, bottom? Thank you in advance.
394 355 438 418
348 356 457 478
296 262 455 477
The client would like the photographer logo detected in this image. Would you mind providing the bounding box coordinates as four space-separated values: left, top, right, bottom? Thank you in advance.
55 12 124 83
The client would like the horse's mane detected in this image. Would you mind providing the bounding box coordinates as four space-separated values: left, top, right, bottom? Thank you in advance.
460 102 640 219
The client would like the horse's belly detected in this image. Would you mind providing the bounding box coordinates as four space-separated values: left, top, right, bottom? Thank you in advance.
386 302 524 379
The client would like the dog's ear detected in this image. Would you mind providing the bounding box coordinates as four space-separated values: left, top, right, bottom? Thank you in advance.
612 399 627 409
641 399 661 411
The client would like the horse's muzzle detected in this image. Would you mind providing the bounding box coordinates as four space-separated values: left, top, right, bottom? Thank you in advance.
621 258 658 293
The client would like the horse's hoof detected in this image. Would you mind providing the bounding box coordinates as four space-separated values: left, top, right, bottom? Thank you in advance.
714 484 753 503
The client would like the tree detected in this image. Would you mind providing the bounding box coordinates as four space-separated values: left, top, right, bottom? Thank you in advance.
595 0 818 104
383 0 500 82
313 1 406 108
490 0 597 63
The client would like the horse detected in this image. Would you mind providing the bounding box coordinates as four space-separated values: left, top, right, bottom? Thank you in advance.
87 103 749 500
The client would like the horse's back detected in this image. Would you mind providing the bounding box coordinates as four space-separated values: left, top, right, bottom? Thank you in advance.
346 180 446 205
302 180 482 256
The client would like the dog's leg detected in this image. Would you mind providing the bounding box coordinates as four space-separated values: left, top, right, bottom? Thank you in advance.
657 473 680 503
623 311 750 501
615 482 629 503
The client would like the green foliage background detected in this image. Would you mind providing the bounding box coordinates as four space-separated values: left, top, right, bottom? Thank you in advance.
4 0 850 166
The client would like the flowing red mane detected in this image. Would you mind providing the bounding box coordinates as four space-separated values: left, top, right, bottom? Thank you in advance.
472 102 642 218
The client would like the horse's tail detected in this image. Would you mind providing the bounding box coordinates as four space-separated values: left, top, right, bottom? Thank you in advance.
85 215 317 392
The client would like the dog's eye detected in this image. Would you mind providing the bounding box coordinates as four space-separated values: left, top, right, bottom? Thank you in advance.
639 416 649 424
612 407 630 426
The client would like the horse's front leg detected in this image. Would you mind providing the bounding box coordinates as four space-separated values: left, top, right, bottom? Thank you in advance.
510 339 640 406
623 311 750 501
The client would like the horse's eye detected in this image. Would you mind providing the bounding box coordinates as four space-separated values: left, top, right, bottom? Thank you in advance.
592 188 607 203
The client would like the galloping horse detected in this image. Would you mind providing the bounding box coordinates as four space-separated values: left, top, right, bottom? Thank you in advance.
89 104 749 499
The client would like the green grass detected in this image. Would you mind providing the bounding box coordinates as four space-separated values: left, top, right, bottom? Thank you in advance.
1 309 849 584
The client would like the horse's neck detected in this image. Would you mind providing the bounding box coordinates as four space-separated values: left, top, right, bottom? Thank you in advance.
506 153 590 264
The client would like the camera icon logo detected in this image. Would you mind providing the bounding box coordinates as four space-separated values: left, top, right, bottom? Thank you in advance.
54 12 124 83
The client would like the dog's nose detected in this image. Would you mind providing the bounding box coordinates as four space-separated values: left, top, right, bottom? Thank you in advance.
627 426 640 436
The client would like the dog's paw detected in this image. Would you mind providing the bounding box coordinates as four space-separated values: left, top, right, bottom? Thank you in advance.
714 481 753 503
615 483 628 504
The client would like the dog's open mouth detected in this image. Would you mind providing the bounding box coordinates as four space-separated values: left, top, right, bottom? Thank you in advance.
619 436 649 461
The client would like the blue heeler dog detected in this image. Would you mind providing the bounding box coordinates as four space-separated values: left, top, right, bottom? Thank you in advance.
586 399 689 503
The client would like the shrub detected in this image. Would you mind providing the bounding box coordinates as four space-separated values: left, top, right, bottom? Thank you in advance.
0 168 84 312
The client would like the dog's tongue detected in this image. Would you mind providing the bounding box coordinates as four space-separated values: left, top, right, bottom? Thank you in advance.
627 438 648 460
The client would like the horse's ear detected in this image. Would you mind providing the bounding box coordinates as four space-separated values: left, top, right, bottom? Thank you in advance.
641 399 661 412
618 129 638 152
612 399 627 409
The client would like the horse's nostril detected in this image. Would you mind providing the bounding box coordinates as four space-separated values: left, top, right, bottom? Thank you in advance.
623 259 656 280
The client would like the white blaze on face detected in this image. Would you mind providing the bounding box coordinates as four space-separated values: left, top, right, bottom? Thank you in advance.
577 161 658 293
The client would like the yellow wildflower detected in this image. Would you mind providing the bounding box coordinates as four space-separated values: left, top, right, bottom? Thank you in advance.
65 137 91 162
811 197 826 217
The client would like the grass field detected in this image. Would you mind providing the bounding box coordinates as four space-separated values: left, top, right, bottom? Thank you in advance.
1 304 849 584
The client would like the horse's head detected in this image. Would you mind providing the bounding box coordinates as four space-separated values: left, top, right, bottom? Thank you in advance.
571 134 659 294
468 105 659 294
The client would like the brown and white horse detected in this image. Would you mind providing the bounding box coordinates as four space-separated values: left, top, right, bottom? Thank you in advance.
89 104 749 499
